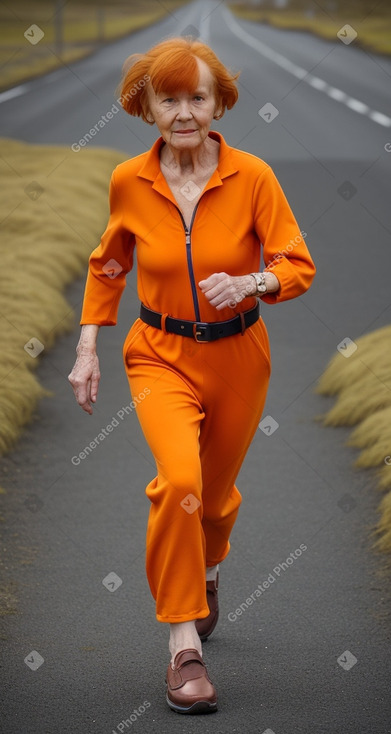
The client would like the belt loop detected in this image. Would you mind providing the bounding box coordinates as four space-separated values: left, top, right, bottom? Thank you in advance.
239 311 246 335
161 312 169 335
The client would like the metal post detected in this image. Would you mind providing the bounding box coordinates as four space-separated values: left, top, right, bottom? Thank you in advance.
54 0 63 57
97 4 105 44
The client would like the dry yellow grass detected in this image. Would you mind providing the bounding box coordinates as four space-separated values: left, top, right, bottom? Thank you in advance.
316 325 391 554
229 2 391 56
0 0 190 92
0 137 127 454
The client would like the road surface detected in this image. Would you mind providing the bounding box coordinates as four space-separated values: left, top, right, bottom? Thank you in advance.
1 1 391 732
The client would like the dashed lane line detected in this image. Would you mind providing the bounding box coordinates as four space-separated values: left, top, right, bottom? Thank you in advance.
223 7 391 129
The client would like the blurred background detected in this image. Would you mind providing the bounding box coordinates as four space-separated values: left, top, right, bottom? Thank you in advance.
0 0 189 91
1 2 391 732
1 0 390 93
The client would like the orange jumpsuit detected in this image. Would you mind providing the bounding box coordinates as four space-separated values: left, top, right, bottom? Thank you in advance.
80 131 316 623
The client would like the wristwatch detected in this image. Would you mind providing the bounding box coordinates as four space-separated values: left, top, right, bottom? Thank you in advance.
250 272 267 295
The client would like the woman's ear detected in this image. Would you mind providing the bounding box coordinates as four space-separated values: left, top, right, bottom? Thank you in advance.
141 100 155 125
141 85 155 125
213 104 224 120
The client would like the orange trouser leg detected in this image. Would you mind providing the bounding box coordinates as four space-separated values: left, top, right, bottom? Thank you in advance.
198 323 270 568
125 362 209 623
123 318 271 623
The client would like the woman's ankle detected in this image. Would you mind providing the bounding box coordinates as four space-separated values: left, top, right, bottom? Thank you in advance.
169 620 202 665
206 563 219 582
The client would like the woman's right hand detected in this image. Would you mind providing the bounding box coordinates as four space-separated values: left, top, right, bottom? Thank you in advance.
68 349 101 415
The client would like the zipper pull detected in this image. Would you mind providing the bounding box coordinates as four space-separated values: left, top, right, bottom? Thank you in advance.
185 228 191 246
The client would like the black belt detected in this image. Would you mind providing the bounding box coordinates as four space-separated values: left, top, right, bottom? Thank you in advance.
139 302 260 342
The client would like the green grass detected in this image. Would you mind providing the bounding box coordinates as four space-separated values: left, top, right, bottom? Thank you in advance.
229 1 391 56
0 0 190 92
0 137 127 455
316 325 391 556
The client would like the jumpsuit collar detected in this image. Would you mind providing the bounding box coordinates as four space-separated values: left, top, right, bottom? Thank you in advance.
137 130 238 206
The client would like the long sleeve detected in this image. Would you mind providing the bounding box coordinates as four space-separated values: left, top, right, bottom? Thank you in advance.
80 169 136 325
253 165 316 304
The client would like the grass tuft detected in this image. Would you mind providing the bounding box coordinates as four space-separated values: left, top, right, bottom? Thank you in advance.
0 137 127 455
316 325 391 554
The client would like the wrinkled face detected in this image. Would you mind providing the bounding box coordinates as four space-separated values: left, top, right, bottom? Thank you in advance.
145 57 220 149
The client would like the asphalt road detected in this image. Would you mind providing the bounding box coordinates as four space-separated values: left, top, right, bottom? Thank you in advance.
1 1 391 732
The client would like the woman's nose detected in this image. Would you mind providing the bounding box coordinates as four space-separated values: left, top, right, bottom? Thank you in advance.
176 102 192 119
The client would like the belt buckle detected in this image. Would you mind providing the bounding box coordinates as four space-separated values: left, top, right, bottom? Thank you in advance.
193 322 210 342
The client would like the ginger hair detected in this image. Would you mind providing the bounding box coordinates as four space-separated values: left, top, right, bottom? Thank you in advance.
117 37 240 123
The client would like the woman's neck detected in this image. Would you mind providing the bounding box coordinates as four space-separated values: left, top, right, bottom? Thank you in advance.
160 134 219 176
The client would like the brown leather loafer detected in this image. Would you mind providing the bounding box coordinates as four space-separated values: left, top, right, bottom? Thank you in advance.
195 572 219 641
166 649 217 714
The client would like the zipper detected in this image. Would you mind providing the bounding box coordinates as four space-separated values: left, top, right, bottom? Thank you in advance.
176 202 201 322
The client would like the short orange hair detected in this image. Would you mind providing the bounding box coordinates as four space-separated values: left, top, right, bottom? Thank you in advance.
117 37 240 123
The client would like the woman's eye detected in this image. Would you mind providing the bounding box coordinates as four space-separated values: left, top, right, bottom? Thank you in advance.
194 96 204 101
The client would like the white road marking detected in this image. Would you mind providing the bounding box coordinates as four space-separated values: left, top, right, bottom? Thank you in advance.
0 67 68 104
223 6 391 128
0 84 29 103
346 98 370 114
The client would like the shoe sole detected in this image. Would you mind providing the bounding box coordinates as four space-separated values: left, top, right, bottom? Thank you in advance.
166 694 217 715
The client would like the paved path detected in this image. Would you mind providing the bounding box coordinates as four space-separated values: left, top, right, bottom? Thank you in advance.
1 1 391 732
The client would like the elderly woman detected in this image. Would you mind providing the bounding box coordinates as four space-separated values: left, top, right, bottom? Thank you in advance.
68 37 315 714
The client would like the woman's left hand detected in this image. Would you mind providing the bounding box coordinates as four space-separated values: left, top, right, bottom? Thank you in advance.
198 272 256 310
